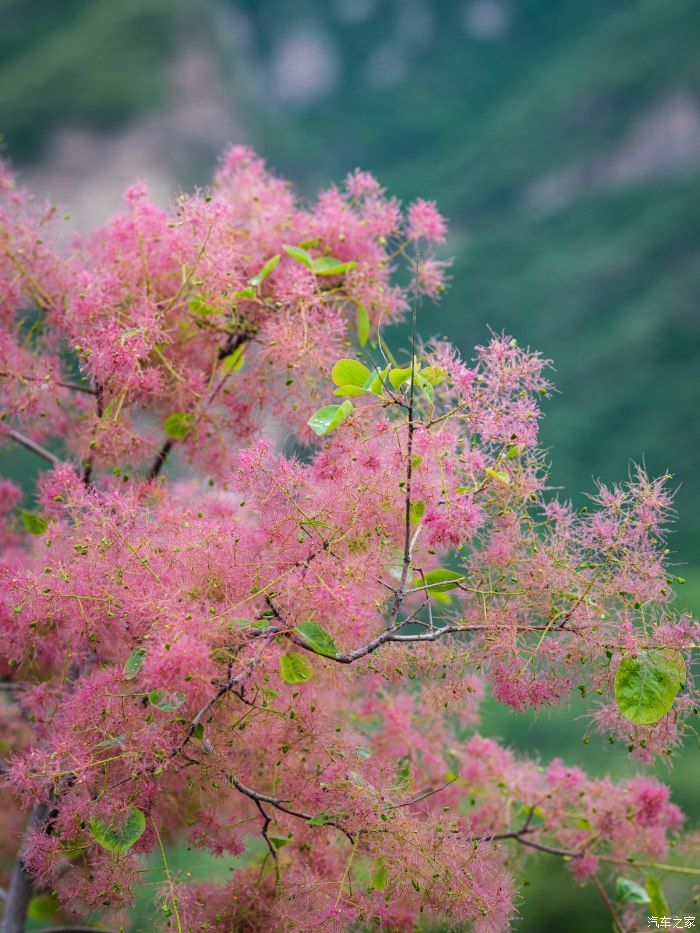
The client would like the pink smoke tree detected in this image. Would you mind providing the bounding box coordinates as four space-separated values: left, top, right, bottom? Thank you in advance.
0 147 697 932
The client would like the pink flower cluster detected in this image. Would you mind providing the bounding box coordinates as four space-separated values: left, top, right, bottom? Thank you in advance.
0 148 696 931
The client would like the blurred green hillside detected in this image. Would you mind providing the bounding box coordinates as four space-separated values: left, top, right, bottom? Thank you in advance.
1 0 698 567
1 2 699 930
239 0 700 569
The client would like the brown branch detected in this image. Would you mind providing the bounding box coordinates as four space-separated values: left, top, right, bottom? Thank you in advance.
391 779 456 809
229 773 354 845
145 331 251 481
0 801 49 933
0 373 97 396
146 439 174 481
3 429 61 467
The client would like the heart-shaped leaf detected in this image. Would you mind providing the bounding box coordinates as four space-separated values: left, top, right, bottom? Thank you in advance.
162 411 194 441
20 512 48 535
148 689 186 712
614 648 685 725
279 652 313 684
89 807 146 853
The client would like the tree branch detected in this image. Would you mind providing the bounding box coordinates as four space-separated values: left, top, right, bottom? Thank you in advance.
145 331 251 481
1 802 48 933
3 430 61 468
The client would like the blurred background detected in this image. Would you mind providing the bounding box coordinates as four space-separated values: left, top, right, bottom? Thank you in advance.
1 1 699 929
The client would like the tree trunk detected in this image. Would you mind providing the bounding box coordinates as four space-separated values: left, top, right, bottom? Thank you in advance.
1 802 48 933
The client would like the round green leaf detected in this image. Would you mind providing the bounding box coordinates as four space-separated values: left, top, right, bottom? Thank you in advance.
162 411 194 441
148 689 186 711
420 365 447 386
279 652 313 684
27 893 60 921
371 856 389 891
614 648 685 725
331 359 371 388
615 876 650 905
123 646 147 680
388 367 412 390
20 511 48 535
89 807 146 853
307 401 354 436
295 621 338 658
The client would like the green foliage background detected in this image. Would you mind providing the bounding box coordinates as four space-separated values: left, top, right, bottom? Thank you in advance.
2 1 699 929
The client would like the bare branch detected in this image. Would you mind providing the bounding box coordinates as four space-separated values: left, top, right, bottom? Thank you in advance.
3 429 61 468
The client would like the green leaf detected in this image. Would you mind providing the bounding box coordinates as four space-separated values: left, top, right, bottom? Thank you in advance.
367 364 390 396
192 722 205 740
248 253 281 287
312 256 357 276
294 621 338 658
333 385 367 397
162 411 194 441
614 648 686 725
409 500 425 524
395 756 412 787
332 359 371 388
307 401 354 436
148 689 186 711
615 876 650 905
279 652 313 684
269 835 292 849
371 856 389 891
420 365 447 386
20 512 48 535
308 810 338 826
96 734 127 748
27 893 60 921
188 295 219 316
356 302 370 347
89 807 146 853
221 344 246 373
123 647 147 680
283 244 314 269
420 568 465 593
645 875 670 917
486 467 511 484
415 372 435 406
388 367 412 390
234 286 256 300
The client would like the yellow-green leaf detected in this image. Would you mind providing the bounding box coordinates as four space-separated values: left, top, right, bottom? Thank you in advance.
279 652 313 684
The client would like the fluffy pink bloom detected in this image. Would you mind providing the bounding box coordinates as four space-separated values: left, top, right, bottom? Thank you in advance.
407 197 448 242
0 145 694 932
